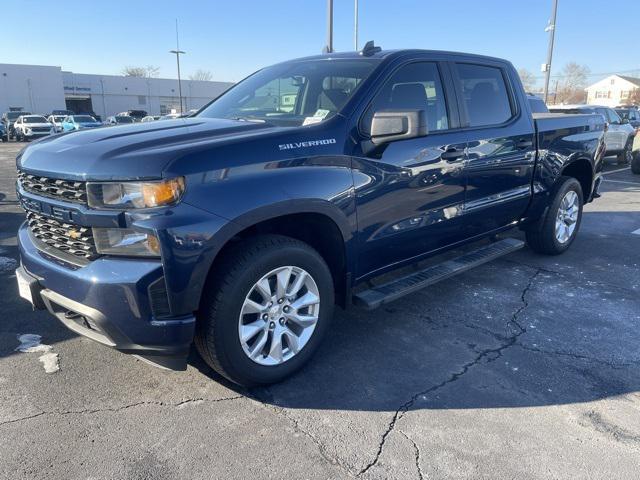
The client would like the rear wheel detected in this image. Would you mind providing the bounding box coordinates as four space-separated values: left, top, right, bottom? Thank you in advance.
526 176 583 255
195 235 334 386
617 140 633 165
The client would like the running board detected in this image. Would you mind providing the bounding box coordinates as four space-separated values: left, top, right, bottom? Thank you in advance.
353 238 525 310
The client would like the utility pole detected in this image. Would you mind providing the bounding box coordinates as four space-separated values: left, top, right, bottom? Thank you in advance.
354 0 358 51
169 19 185 113
543 0 559 104
324 0 333 53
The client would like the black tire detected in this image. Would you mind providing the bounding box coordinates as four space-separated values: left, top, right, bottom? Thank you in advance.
632 151 640 175
195 234 334 386
526 176 583 255
617 140 633 165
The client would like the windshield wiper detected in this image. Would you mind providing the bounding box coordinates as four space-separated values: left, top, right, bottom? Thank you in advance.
229 115 267 124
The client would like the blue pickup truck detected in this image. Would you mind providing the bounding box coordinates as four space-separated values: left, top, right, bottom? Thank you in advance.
15 45 605 385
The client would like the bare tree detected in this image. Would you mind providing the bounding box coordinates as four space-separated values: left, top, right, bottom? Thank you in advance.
627 88 640 106
555 62 590 104
121 65 160 78
517 68 537 92
189 69 214 81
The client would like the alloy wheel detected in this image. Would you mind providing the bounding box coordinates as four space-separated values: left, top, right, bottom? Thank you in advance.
555 190 579 244
238 266 320 366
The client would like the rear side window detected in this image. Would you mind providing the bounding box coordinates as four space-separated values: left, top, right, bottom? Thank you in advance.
455 63 513 127
361 62 449 135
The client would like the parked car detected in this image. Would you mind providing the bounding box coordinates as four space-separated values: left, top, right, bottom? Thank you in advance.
47 115 67 133
549 104 636 164
615 108 640 130
15 47 605 386
526 93 549 113
2 110 32 139
116 110 148 122
105 115 135 126
60 115 103 131
0 122 7 142
13 115 54 141
141 115 161 122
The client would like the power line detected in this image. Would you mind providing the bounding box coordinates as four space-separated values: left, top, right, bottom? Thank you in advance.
529 68 640 81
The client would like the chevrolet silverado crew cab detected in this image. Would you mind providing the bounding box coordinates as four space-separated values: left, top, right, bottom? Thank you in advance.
15 45 605 386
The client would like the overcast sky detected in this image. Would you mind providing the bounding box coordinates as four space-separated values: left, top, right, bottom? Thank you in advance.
3 0 639 85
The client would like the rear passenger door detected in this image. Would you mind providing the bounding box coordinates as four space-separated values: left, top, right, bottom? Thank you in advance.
451 61 536 236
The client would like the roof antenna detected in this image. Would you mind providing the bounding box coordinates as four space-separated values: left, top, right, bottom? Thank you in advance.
360 40 381 56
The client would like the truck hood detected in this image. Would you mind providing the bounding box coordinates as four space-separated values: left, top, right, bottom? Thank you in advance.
17 117 279 181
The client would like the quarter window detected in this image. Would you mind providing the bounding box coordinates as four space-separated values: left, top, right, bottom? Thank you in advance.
362 62 449 135
454 63 513 127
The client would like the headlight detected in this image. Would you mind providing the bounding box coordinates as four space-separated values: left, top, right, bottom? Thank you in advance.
87 177 185 209
93 228 160 257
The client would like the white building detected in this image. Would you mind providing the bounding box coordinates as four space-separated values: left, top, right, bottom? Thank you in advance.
585 74 640 107
1 63 233 118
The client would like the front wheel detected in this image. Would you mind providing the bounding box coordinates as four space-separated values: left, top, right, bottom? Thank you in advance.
526 176 583 255
195 235 334 386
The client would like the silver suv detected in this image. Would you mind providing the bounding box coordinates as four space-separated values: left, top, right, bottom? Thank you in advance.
550 104 636 165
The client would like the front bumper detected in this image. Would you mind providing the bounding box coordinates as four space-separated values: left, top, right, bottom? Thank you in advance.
23 131 52 139
17 224 196 370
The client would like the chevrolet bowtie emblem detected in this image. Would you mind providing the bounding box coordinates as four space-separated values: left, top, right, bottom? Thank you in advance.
68 230 81 239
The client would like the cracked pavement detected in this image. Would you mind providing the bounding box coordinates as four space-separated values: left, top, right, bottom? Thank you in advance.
1 142 639 479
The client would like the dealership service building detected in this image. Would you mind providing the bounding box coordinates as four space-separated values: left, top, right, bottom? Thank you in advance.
1 63 233 118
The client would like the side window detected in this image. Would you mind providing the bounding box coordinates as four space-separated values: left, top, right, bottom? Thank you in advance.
361 62 449 135
454 63 513 127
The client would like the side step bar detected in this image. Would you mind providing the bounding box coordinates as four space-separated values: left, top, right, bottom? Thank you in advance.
353 238 525 310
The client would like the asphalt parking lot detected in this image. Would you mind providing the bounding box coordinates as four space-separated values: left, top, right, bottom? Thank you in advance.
0 140 639 480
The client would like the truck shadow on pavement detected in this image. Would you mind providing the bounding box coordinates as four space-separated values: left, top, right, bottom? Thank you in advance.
195 210 640 412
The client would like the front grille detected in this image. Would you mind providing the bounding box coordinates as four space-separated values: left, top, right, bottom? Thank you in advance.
18 171 87 204
27 211 99 261
31 127 51 133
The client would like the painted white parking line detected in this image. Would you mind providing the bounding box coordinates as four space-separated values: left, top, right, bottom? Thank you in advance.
602 167 631 175
603 179 640 186
632 228 640 236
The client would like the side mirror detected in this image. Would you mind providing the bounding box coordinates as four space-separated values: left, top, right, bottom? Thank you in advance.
370 109 427 145
620 118 629 125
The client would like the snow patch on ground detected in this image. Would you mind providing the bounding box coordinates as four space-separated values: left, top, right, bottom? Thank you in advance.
15 334 60 373
15 334 53 353
0 256 18 273
38 353 60 374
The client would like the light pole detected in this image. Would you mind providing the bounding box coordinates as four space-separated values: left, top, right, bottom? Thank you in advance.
324 0 333 53
354 0 358 51
543 0 559 104
170 19 185 113
170 49 185 113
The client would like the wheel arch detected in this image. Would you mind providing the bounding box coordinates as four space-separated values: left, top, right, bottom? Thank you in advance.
561 157 593 200
197 202 354 312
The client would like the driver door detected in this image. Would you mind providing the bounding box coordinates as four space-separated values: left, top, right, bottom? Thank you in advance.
352 60 469 277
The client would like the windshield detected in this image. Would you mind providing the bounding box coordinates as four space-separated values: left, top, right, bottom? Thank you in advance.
53 116 66 122
75 115 97 122
116 116 134 123
8 112 30 120
24 116 47 123
198 58 381 127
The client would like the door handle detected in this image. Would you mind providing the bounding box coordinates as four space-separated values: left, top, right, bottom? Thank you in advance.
515 139 533 150
440 148 465 162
